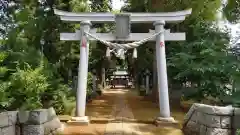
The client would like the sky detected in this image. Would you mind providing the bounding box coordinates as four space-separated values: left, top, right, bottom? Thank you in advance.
112 0 124 10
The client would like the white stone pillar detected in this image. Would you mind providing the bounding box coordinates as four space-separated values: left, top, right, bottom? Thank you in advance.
73 21 91 124
145 70 150 95
154 21 174 122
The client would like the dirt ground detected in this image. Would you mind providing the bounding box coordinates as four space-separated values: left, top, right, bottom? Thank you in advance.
60 88 186 135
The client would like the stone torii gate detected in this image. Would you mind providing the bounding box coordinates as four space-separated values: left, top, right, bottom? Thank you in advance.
54 9 192 124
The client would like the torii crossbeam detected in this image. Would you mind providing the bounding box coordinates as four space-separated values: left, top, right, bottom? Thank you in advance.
60 29 186 41
54 9 192 125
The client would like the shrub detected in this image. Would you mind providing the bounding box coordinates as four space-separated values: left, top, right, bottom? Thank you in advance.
87 72 93 96
7 64 49 110
40 61 75 114
0 81 14 110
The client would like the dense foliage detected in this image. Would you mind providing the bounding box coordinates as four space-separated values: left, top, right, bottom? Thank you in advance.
123 0 240 105
0 0 110 113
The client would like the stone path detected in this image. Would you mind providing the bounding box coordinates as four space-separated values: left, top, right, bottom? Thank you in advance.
104 89 142 135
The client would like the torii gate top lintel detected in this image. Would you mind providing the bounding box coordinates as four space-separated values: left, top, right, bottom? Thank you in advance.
54 9 192 23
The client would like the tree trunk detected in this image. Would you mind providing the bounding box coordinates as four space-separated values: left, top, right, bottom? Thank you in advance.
68 69 72 82
151 49 159 103
101 66 106 88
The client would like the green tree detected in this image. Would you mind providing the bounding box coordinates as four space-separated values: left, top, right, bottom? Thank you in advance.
223 0 240 23
122 0 240 103
0 0 77 113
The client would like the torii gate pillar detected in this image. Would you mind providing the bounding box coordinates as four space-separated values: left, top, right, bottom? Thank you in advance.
70 21 91 124
154 21 174 123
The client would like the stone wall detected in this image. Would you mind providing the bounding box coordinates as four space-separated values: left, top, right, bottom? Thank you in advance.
0 111 19 135
0 107 63 135
183 103 240 135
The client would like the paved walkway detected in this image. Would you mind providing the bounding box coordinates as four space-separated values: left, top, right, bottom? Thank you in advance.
62 88 185 135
